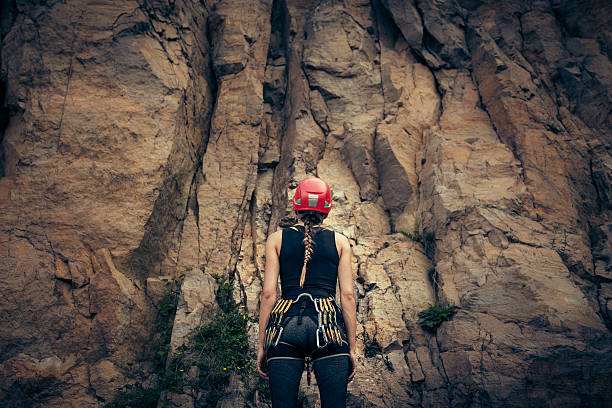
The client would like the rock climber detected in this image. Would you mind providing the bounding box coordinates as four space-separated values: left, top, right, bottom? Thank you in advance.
257 176 357 407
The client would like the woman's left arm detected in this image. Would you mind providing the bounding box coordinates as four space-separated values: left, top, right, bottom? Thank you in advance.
257 229 281 378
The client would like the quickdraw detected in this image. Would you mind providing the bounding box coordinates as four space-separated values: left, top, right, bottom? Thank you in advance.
264 298 293 350
264 293 345 351
314 296 344 348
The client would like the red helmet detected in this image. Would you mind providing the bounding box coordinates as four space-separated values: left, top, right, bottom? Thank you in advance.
293 177 332 214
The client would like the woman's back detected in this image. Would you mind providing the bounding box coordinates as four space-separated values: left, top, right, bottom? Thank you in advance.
279 225 340 299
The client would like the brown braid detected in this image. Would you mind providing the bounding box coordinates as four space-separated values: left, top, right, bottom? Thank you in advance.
298 210 326 288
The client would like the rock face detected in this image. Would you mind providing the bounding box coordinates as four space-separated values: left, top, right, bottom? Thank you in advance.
1 0 611 406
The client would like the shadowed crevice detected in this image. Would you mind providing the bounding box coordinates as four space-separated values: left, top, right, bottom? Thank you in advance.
0 0 16 178
0 79 8 178
123 2 217 280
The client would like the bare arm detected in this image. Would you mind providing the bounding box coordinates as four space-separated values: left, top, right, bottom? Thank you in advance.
337 233 356 353
258 229 281 351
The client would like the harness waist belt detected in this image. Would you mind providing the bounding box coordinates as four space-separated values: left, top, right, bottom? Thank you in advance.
282 287 334 299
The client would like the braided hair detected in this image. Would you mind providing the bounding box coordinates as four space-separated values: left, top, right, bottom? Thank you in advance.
297 210 326 288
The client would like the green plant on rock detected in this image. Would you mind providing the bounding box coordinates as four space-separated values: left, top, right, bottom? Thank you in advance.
250 376 272 405
400 218 436 248
193 308 253 403
418 301 460 333
210 273 236 313
106 378 161 408
399 219 422 243
105 273 186 408
192 273 270 406
156 274 186 348
106 271 271 407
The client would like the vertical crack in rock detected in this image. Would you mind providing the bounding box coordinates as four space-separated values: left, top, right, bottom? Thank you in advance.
193 0 273 289
262 0 289 232
192 172 202 266
373 0 443 234
232 192 254 307
124 0 216 280
589 156 608 213
56 10 83 151
249 182 260 277
0 78 8 178
373 2 458 404
433 332 454 405
175 168 203 269
301 0 383 202
226 173 259 281
235 0 290 308
269 0 318 232
0 0 18 179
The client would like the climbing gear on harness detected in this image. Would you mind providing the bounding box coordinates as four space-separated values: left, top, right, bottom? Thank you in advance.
265 298 294 349
263 292 345 352
327 297 343 344
263 299 282 350
293 177 332 214
313 295 328 348
272 299 293 347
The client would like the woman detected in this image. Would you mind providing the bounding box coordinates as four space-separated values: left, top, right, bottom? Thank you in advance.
257 176 357 408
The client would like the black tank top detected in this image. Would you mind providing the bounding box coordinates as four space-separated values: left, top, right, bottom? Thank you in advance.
279 224 340 299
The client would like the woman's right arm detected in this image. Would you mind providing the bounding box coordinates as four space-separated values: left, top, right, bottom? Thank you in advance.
337 233 357 380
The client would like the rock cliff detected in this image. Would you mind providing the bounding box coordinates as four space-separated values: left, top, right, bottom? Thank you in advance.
1 0 611 406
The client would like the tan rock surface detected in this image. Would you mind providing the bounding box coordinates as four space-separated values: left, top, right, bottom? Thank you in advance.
1 0 611 406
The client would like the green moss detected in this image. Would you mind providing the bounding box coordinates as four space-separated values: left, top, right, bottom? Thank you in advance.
399 219 435 247
399 219 423 243
106 271 271 407
418 301 460 333
191 273 271 405
105 274 185 408
251 377 272 405
192 273 259 405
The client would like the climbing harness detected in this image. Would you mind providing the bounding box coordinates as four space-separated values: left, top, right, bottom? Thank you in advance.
263 292 345 351
264 292 347 385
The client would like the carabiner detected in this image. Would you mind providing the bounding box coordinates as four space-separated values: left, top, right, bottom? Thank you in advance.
335 326 343 343
316 327 328 349
273 326 284 347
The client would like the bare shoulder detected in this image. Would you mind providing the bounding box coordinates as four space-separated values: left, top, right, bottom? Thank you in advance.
334 230 350 245
266 228 283 256
333 230 351 255
267 228 283 244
